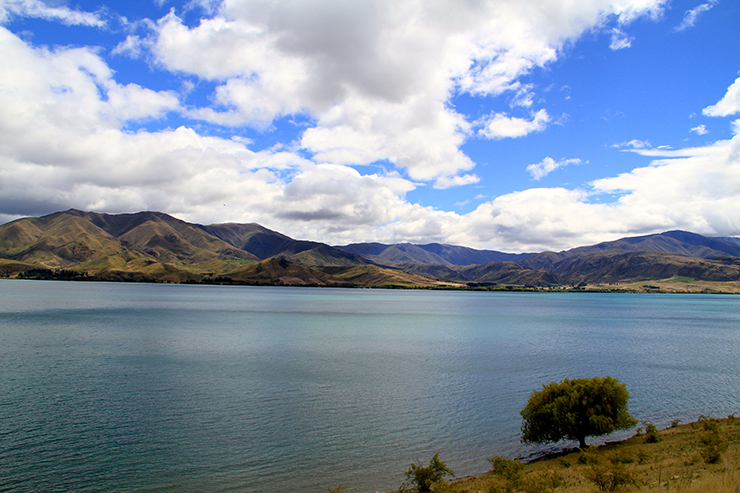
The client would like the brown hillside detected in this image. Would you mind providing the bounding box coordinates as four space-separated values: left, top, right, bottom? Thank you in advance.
329 264 462 287
225 258 349 286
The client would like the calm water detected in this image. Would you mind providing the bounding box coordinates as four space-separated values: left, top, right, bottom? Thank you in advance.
0 281 738 492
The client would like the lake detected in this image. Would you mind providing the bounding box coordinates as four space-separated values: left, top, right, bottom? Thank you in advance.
0 280 738 492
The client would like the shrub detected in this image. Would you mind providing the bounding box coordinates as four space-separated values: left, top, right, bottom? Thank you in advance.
698 415 718 431
585 463 636 492
578 446 601 465
399 454 455 493
488 455 524 480
609 451 635 464
699 431 727 464
644 422 660 443
670 419 681 428
636 450 651 464
517 470 564 493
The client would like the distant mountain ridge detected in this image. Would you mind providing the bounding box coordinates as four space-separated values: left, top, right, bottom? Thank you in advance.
337 242 530 266
1 209 739 288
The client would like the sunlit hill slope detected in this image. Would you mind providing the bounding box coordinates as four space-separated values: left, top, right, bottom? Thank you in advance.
1 210 739 290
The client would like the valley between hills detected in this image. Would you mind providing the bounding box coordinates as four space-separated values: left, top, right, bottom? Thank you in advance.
2 209 740 293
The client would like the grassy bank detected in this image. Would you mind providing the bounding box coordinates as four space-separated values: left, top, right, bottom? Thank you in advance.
434 416 739 493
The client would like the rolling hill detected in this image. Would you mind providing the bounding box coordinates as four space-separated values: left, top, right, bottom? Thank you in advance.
338 242 530 266
1 209 739 290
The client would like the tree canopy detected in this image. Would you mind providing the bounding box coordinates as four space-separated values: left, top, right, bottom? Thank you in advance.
520 376 637 449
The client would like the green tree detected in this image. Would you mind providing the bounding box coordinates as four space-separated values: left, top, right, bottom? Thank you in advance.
520 376 637 449
399 453 454 492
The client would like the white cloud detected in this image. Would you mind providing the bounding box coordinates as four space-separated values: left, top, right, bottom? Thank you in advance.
0 26 418 244
433 174 480 189
0 0 105 26
452 188 619 252
300 95 475 181
675 0 719 32
609 28 632 50
145 0 665 184
527 157 582 180
612 139 651 149
479 109 550 139
690 124 709 135
112 35 145 58
703 76 740 117
10 2 739 254
448 129 740 251
590 133 740 236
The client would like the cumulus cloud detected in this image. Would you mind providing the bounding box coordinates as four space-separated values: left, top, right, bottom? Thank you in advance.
703 75 740 117
479 109 550 139
527 157 582 180
0 25 417 244
591 134 740 236
690 124 709 135
146 0 664 183
447 129 740 251
10 1 739 254
675 0 719 32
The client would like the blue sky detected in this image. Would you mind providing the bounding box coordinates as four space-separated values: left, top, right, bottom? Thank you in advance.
1 0 739 252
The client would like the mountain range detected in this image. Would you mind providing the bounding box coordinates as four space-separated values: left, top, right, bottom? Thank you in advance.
1 209 739 291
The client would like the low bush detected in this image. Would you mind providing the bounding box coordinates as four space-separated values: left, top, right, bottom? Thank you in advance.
635 450 651 464
698 415 718 431
577 447 601 465
487 455 524 480
584 463 636 492
644 422 660 443
700 431 727 464
609 451 635 464
399 454 455 493
517 470 564 493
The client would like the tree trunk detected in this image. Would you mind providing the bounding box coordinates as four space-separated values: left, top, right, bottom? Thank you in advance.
578 436 587 449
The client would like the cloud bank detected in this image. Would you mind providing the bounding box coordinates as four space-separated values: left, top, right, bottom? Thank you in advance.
1 0 739 252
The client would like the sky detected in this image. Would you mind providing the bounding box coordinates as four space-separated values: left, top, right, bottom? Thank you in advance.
0 0 739 252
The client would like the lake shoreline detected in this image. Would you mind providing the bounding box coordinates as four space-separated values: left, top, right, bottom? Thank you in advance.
440 416 739 493
3 274 740 294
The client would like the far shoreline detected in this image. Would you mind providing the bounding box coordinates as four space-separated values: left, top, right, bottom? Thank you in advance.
3 274 740 294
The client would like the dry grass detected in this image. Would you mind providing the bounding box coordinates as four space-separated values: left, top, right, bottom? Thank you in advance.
587 278 740 294
440 416 740 493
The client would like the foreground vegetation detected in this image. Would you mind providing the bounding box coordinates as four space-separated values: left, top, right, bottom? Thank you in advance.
397 415 739 493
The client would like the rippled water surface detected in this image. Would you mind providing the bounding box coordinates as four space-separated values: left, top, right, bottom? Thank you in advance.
1 280 738 492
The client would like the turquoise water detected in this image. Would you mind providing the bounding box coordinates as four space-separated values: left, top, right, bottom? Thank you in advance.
0 280 738 492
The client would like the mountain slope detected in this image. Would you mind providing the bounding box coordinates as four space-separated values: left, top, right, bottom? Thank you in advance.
200 223 295 258
203 223 370 266
338 242 529 266
323 264 461 287
1 210 739 288
224 258 349 286
0 210 256 277
0 211 146 269
565 230 740 258
552 251 740 285
398 262 560 286
521 230 740 272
